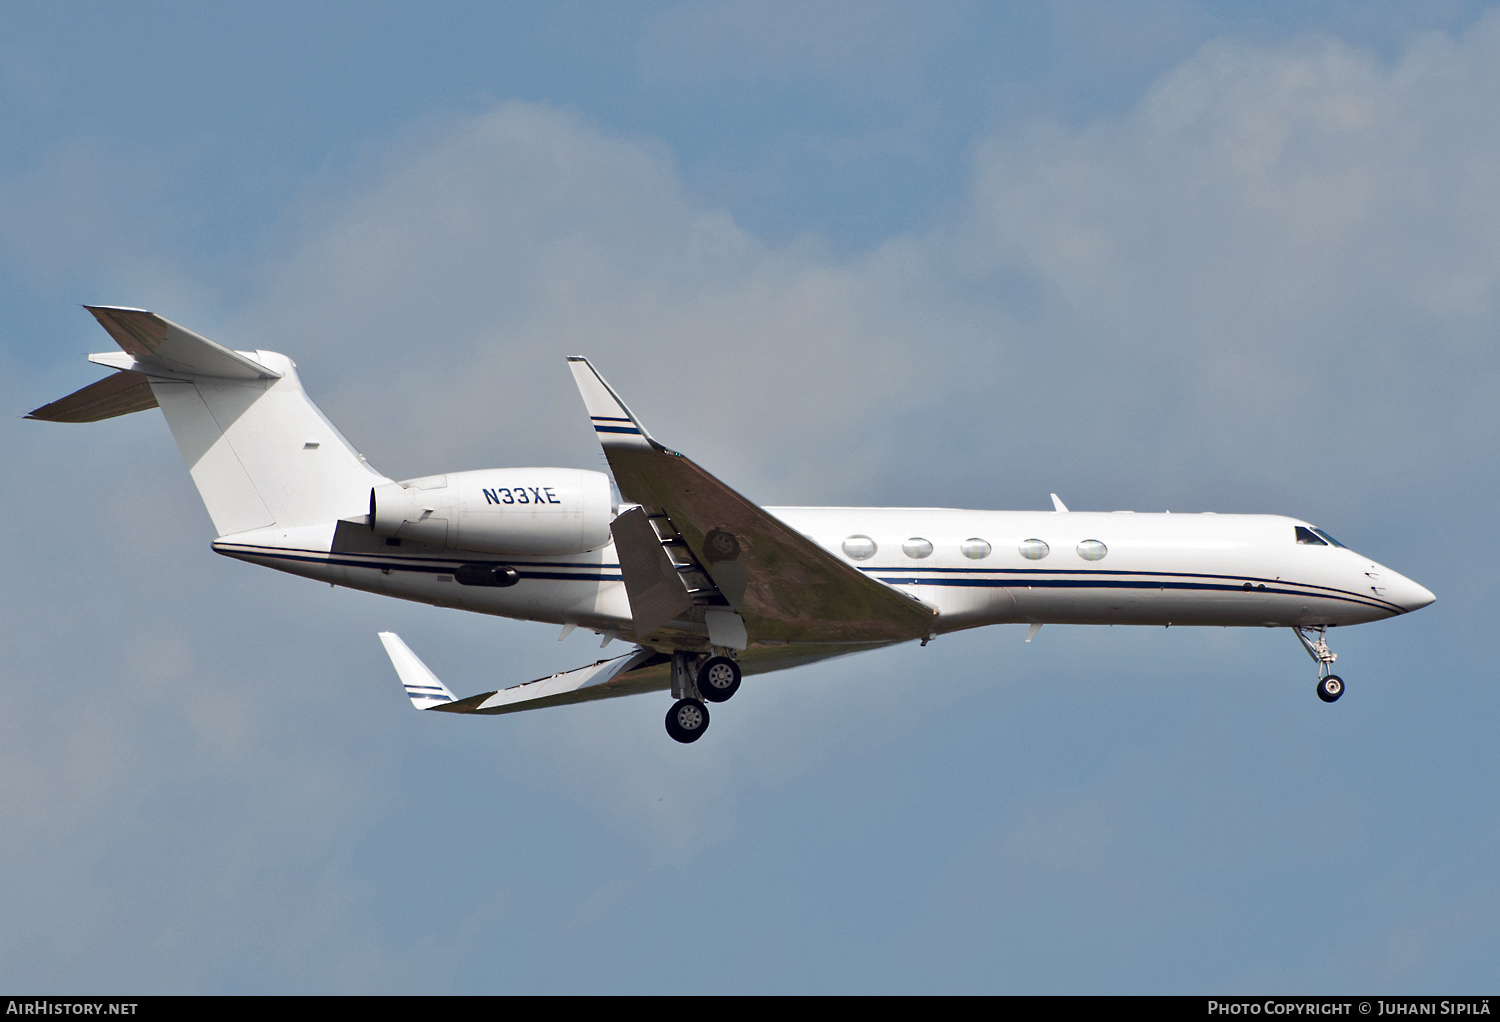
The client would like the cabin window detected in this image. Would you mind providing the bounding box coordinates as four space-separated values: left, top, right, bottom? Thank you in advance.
960 538 991 560
1019 538 1049 560
902 538 933 559
1077 539 1108 561
1295 526 1327 546
842 535 877 560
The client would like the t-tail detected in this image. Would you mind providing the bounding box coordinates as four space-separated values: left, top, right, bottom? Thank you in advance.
28 306 390 536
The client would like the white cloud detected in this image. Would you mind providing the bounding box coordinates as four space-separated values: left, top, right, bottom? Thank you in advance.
235 100 989 501
222 16 1500 529
930 17 1500 527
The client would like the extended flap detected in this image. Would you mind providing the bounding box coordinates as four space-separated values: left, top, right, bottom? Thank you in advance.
611 506 695 639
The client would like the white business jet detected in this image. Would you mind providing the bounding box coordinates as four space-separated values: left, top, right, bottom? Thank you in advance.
31 308 1435 743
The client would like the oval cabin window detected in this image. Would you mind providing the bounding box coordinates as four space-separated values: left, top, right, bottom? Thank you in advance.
842 535 877 560
1019 538 1050 560
960 538 991 560
1076 539 1108 561
902 538 933 559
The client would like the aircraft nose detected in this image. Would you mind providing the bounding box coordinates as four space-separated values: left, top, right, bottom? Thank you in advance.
1386 571 1436 613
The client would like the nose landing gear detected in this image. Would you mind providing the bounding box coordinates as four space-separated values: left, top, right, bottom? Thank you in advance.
1295 626 1344 703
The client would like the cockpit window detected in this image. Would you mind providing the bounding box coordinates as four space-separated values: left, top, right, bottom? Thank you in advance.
1295 526 1327 546
1312 528 1346 548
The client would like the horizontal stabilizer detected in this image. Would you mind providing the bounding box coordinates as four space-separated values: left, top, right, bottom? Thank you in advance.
31 305 385 540
378 632 458 709
26 370 158 422
376 631 671 716
84 306 279 381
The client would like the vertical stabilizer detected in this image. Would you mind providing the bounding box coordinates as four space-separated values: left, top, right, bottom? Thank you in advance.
148 352 389 535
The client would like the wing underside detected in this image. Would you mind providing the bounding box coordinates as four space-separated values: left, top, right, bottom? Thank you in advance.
379 631 673 715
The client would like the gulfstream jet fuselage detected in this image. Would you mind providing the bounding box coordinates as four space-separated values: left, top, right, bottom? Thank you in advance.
31 307 1435 743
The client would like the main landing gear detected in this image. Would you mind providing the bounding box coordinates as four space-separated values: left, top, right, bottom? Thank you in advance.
665 650 742 743
1294 626 1344 703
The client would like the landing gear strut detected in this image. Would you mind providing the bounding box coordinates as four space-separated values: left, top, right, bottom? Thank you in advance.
1295 626 1344 703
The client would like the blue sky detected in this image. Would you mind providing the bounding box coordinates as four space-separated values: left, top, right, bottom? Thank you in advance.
3 1 1497 993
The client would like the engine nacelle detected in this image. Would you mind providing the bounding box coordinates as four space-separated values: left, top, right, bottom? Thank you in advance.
370 468 613 555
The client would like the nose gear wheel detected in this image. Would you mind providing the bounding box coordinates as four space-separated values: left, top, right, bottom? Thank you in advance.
1317 674 1344 703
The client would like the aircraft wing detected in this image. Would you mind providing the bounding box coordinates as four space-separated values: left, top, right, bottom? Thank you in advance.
378 632 671 715
567 357 937 647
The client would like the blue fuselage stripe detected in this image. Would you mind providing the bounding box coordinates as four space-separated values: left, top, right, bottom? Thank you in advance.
214 545 1395 615
856 565 1402 614
213 544 624 582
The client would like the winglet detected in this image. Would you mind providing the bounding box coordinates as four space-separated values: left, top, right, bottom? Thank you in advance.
566 357 657 450
377 631 457 709
1050 493 1069 513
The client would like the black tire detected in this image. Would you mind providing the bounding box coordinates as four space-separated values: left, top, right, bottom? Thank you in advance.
697 655 742 703
665 698 710 743
1317 674 1344 703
